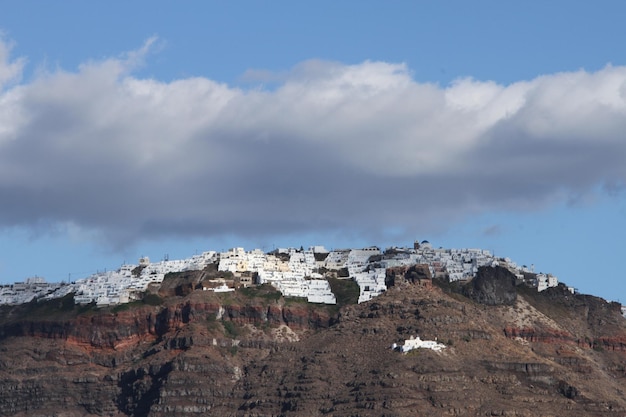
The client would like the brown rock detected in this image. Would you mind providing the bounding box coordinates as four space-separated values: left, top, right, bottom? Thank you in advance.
0 281 626 416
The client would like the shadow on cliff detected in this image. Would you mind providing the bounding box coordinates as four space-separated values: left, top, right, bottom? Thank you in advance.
117 362 174 416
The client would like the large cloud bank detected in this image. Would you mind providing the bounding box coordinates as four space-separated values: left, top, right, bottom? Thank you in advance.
1 38 625 246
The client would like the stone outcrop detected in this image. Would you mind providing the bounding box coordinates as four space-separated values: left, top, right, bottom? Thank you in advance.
464 265 517 305
503 326 576 344
386 264 432 287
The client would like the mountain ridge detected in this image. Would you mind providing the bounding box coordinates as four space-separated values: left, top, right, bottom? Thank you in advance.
0 267 625 416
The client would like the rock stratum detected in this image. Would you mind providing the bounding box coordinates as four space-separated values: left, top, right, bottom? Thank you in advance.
0 270 625 416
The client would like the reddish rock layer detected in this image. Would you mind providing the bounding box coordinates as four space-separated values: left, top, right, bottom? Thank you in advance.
0 299 332 349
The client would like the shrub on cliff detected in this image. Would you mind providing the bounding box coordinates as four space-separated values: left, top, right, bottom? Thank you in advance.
327 278 359 306
239 284 282 301
143 293 163 306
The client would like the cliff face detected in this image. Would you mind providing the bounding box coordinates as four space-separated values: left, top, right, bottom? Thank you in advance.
1 272 626 416
463 265 518 305
0 295 331 349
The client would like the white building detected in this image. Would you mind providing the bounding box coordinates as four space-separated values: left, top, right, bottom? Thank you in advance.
537 273 558 292
324 250 350 270
352 268 387 303
306 279 336 304
392 335 446 353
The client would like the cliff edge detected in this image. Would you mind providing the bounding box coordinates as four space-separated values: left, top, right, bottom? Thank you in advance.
0 268 625 416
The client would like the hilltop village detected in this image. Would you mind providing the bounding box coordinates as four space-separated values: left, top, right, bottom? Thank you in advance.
0 240 564 308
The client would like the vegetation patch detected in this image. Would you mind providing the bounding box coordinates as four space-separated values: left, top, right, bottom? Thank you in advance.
143 293 164 306
222 320 241 338
76 301 99 315
284 296 309 305
239 284 282 301
327 278 359 307
215 292 237 306
30 294 75 318
1 293 99 322
110 300 144 313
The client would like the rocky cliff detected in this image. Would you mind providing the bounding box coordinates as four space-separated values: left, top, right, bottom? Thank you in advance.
0 270 625 416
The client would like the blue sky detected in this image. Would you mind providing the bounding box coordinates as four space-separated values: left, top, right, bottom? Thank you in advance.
1 1 625 302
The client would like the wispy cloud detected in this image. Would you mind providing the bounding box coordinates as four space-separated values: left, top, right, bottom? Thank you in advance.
1 37 625 248
0 35 26 90
482 225 502 237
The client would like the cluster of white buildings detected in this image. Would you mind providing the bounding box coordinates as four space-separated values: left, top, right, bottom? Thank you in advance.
379 241 511 281
0 241 561 307
73 251 219 305
217 247 336 303
392 335 447 353
381 241 562 292
0 276 74 305
217 246 384 304
0 252 218 307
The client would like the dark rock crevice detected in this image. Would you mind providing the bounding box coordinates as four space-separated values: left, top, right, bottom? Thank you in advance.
117 362 174 417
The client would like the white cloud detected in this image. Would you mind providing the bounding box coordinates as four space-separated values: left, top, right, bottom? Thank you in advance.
1 37 625 247
0 36 26 90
